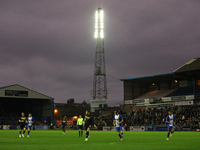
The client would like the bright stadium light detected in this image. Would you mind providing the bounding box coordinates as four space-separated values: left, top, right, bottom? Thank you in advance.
92 7 107 101
94 8 104 38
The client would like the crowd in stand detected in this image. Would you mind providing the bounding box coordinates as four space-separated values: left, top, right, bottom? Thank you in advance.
97 104 200 130
1 104 200 130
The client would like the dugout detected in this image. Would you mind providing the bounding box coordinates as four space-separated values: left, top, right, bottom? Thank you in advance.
120 57 200 110
0 84 54 126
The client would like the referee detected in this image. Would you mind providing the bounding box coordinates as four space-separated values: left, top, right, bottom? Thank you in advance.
77 115 83 137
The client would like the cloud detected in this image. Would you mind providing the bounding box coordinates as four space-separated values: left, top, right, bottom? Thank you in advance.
0 0 200 106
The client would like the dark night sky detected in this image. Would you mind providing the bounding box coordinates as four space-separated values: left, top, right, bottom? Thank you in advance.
1 0 200 106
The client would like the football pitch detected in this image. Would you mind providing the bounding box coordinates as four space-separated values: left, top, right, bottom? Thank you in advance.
0 130 199 150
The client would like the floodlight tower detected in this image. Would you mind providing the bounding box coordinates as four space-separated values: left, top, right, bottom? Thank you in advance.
92 7 107 100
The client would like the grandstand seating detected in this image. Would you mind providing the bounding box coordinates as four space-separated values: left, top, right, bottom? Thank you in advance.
134 89 177 100
122 104 200 129
0 110 37 125
95 104 200 130
168 87 195 97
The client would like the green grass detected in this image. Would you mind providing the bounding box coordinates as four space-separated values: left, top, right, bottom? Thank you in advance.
0 130 199 150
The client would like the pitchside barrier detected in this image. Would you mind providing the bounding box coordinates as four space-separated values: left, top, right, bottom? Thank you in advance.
102 126 192 131
2 125 192 131
103 126 117 131
144 126 192 131
1 125 48 130
35 125 48 130
144 126 168 131
129 126 145 131
2 125 10 130
73 126 86 130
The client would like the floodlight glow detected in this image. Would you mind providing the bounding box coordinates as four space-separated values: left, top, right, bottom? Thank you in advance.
94 8 104 38
100 30 104 38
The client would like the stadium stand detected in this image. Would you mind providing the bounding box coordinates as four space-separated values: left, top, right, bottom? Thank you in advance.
95 104 200 131
134 89 177 100
116 57 200 130
0 84 54 127
122 104 200 130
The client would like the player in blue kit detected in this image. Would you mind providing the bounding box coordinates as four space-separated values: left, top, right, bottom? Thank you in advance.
27 113 35 137
113 111 124 141
166 111 176 140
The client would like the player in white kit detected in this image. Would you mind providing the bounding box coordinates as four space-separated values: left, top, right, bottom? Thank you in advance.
27 113 35 137
166 111 176 140
113 111 124 141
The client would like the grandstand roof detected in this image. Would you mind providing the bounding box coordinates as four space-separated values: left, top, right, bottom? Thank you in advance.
120 57 200 83
120 73 175 83
119 72 192 83
174 57 200 72
0 84 54 100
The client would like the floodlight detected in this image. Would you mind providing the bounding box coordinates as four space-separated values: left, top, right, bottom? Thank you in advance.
94 8 104 38
92 8 107 101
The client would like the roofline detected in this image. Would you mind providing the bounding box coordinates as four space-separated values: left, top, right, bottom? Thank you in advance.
0 84 54 100
119 67 200 81
119 72 174 81
174 57 200 72
173 59 194 72
173 68 200 73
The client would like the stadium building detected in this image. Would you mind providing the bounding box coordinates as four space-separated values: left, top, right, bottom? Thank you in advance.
0 84 54 126
120 57 200 112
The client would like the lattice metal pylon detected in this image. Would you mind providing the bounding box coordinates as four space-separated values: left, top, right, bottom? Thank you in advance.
92 8 107 100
